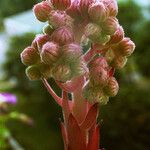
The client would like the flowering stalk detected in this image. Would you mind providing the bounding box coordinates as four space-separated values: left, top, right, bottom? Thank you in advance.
20 0 135 149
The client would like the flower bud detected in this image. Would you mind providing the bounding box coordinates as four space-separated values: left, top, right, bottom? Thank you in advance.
105 49 115 63
62 43 82 59
51 0 71 10
52 64 71 82
81 35 89 46
66 0 82 20
89 57 109 70
88 2 108 23
90 67 108 87
33 1 51 22
48 11 72 29
118 38 135 57
26 65 41 80
108 26 124 44
82 81 97 101
104 77 119 97
102 0 118 17
97 33 110 44
21 46 40 66
41 42 60 65
102 17 118 35
84 23 102 42
51 26 74 46
32 34 50 50
43 24 54 35
99 96 109 105
69 59 86 77
83 82 109 104
111 56 127 69
79 0 94 18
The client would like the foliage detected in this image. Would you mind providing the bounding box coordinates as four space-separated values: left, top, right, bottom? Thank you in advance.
135 20 150 77
117 0 150 78
117 0 143 39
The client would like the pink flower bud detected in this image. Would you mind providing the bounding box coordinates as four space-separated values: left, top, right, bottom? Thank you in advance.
21 46 40 66
104 77 119 97
108 26 124 44
51 26 74 46
41 42 60 65
43 24 54 35
102 0 118 17
51 0 71 10
52 64 71 82
89 56 109 86
32 34 50 50
118 38 135 57
33 1 51 22
26 65 41 80
79 0 94 18
88 2 108 23
66 0 82 20
102 17 118 35
48 10 72 28
62 43 82 59
90 67 108 87
89 57 109 70
84 23 102 42
111 56 127 69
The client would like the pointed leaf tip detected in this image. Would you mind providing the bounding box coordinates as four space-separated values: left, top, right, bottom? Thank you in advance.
67 114 86 150
87 124 100 150
80 103 99 130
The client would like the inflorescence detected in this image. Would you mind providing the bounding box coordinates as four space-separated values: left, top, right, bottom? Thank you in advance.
21 0 135 104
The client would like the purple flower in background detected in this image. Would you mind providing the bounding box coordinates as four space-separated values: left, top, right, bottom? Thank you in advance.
0 93 17 105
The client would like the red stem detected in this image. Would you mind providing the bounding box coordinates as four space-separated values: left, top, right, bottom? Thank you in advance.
41 78 62 106
56 76 85 93
83 46 96 62
62 91 71 124
72 76 88 123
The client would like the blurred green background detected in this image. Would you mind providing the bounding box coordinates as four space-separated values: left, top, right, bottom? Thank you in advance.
0 0 150 150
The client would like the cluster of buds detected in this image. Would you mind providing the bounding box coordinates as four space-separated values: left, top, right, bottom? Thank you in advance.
21 0 86 82
21 0 135 102
84 0 118 44
20 1 135 149
83 56 119 104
